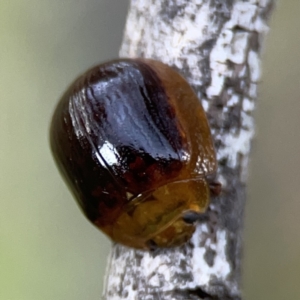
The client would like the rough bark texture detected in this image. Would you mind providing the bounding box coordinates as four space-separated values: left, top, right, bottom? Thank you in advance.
103 1 274 299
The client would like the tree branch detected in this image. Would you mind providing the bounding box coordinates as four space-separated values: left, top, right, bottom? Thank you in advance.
103 1 275 299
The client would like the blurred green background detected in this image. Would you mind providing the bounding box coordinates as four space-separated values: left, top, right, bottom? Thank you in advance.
0 1 299 299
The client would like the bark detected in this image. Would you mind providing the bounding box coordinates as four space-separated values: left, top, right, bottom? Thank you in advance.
103 1 275 299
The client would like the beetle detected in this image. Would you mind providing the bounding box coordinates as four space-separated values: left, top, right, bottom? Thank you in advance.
50 58 220 250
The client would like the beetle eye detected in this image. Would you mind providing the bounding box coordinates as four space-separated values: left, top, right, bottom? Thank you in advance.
182 211 201 224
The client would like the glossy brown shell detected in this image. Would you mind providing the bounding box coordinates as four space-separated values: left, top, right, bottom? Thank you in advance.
50 58 218 249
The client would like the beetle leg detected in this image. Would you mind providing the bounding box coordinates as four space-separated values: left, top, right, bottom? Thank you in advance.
146 239 158 252
209 181 222 196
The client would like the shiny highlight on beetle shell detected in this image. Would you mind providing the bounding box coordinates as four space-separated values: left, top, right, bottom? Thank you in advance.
50 58 219 249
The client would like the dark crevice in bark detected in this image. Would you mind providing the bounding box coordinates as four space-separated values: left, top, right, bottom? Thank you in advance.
176 285 241 300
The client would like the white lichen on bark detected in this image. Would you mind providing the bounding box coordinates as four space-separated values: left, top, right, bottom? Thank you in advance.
103 1 274 299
